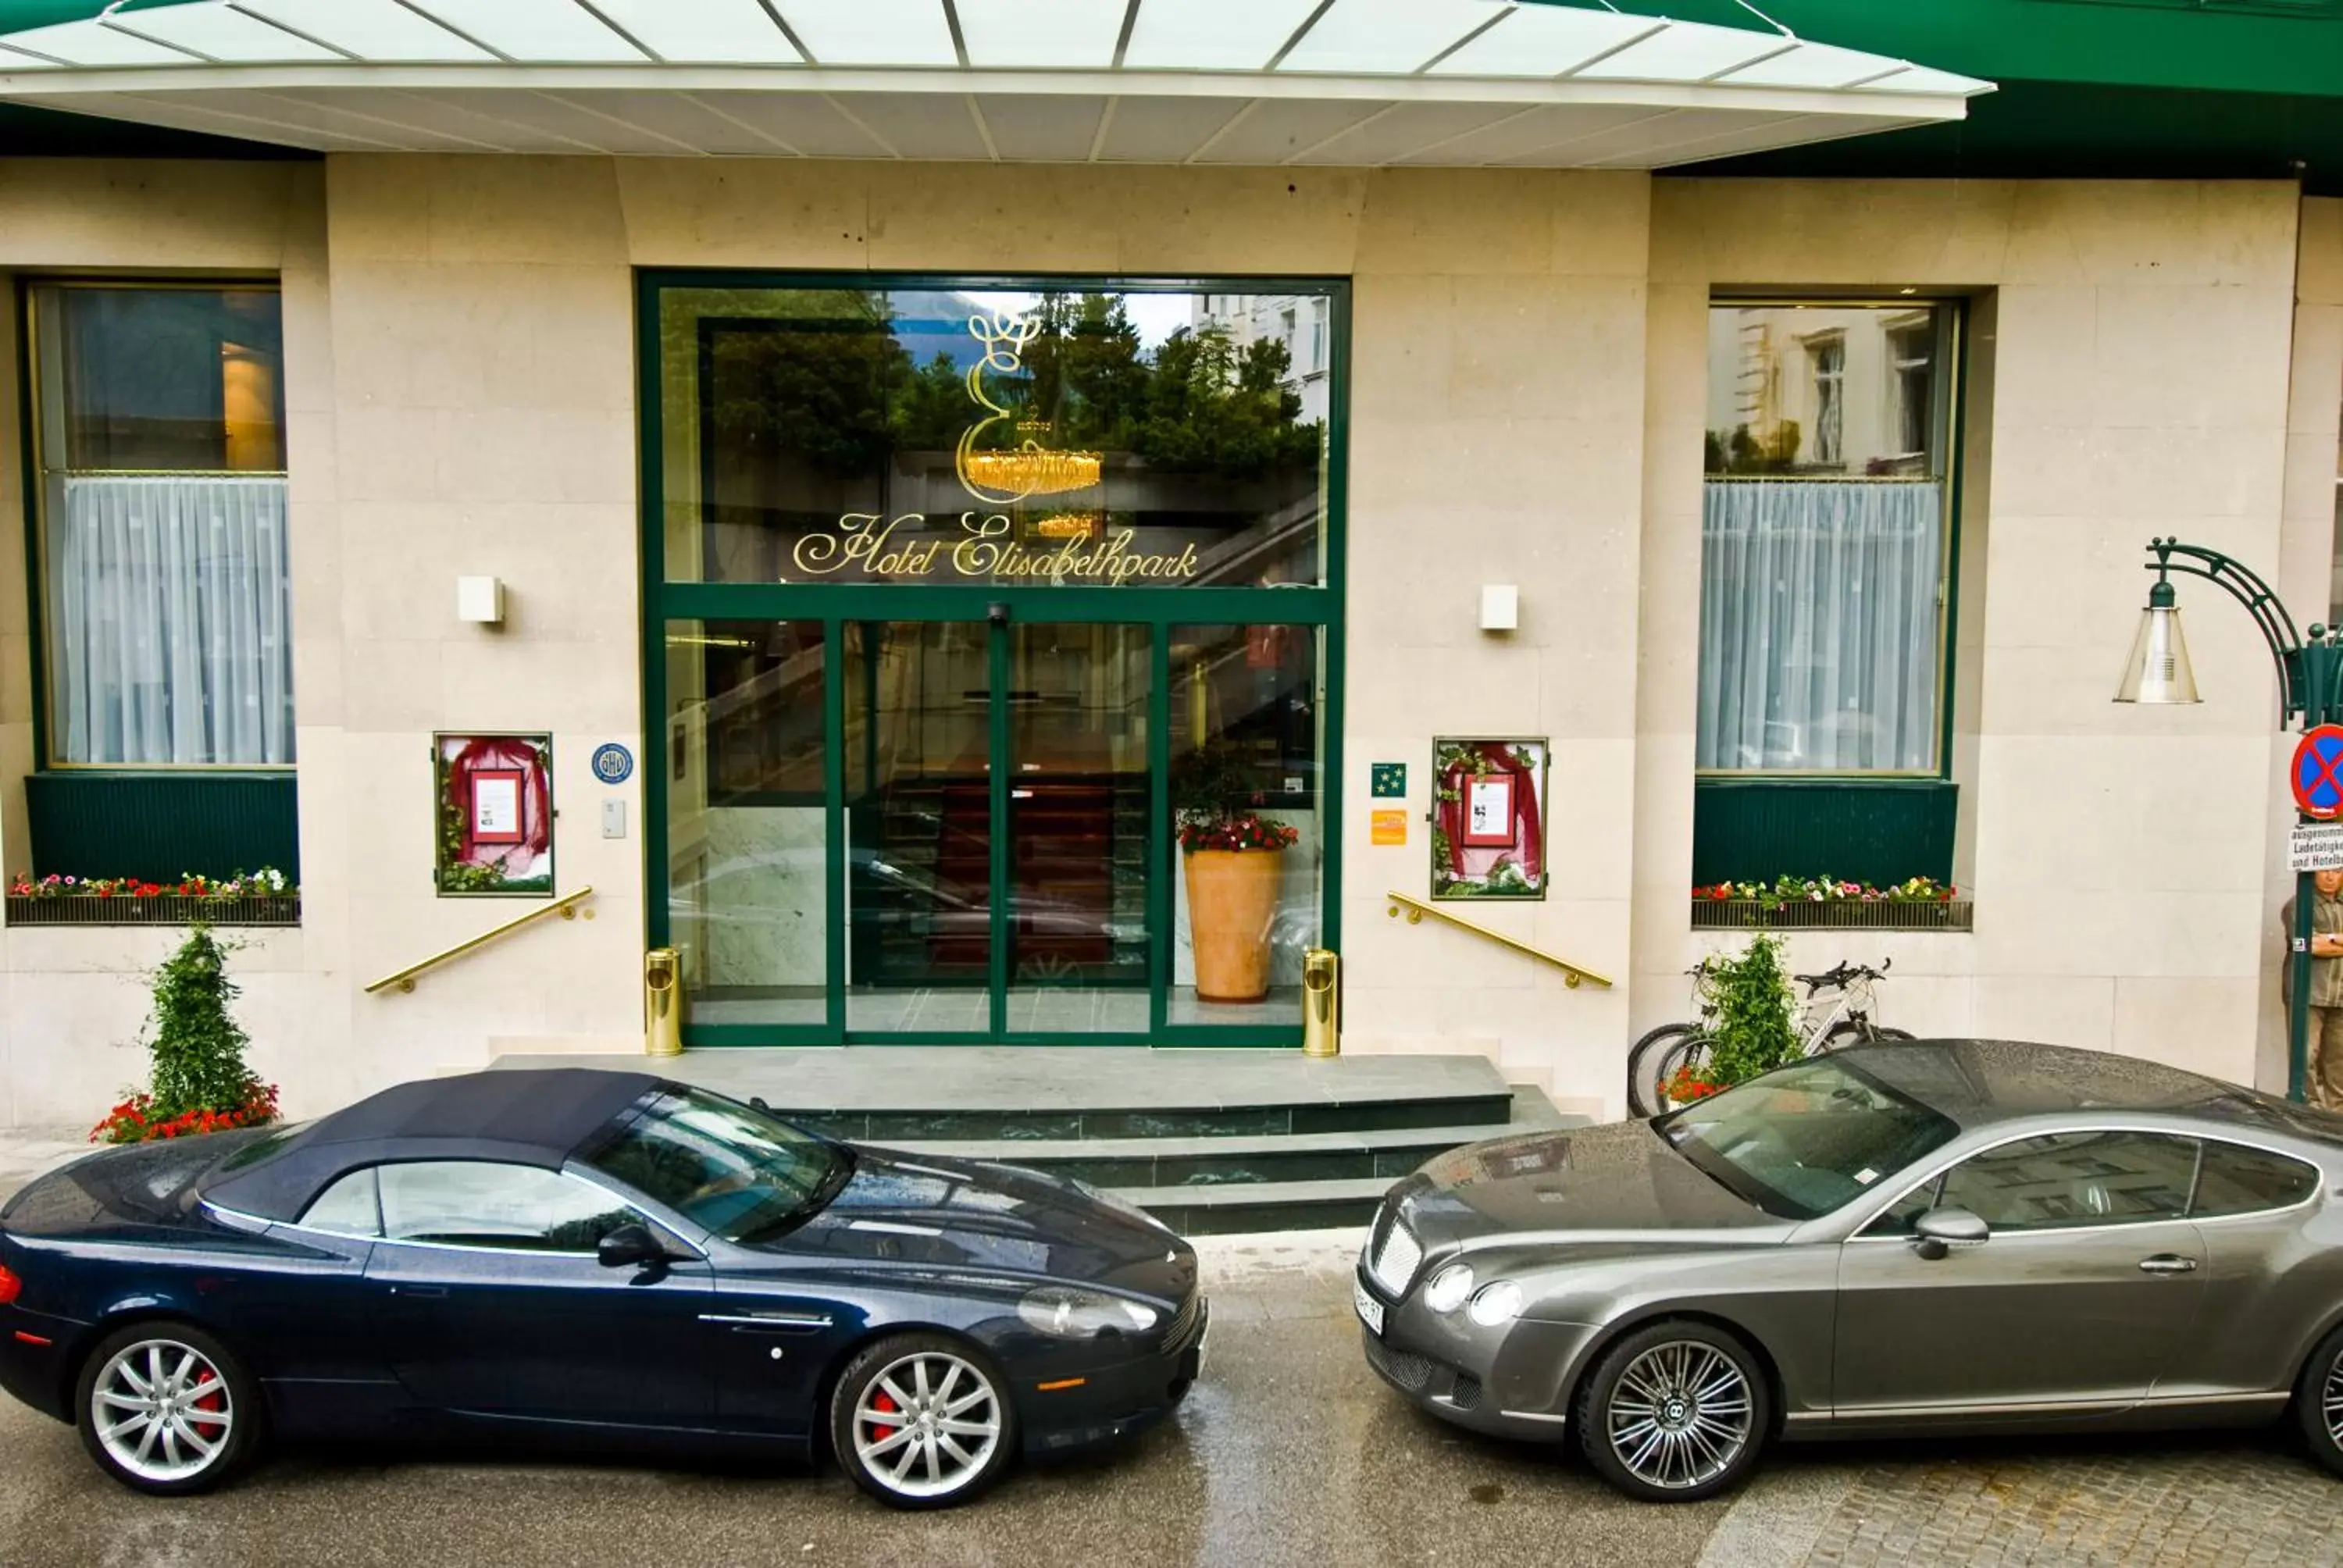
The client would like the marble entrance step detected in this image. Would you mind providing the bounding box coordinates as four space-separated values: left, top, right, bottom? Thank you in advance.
494 1046 1521 1142
883 1091 1574 1189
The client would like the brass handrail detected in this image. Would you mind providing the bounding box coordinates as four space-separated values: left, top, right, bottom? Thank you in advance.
365 886 597 995
1385 891 1614 990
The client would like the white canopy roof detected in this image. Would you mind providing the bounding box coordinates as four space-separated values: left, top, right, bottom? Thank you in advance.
0 0 1991 166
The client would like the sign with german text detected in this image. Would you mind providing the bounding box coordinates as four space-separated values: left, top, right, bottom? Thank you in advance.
2291 822 2343 872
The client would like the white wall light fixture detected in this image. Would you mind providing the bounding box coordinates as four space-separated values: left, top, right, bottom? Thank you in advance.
456 575 506 625
1479 585 1520 633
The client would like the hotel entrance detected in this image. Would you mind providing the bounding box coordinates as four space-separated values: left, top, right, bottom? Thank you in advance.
642 274 1344 1046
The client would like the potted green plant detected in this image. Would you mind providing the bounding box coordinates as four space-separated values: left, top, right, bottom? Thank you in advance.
1172 741 1298 1003
1666 932 1801 1102
91 924 279 1143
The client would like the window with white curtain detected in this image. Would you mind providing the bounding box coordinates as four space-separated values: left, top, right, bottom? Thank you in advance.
29 284 293 768
1698 302 1956 775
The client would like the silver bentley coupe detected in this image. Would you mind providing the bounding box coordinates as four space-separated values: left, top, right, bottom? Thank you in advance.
1355 1040 2343 1502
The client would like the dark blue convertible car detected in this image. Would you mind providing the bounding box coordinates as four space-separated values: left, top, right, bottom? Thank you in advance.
0 1069 1207 1508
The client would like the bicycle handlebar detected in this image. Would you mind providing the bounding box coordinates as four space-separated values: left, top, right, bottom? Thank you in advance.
1792 957 1892 992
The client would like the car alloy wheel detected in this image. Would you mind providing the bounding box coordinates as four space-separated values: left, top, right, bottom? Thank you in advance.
2325 1352 2343 1449
2298 1323 2343 1478
76 1324 257 1495
831 1333 1016 1509
1577 1321 1770 1503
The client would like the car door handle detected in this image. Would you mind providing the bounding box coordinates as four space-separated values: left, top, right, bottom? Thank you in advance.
387 1284 449 1298
2138 1255 2198 1275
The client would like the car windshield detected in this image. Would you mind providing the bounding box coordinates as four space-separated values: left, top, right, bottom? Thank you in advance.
582 1087 852 1245
1656 1056 1958 1221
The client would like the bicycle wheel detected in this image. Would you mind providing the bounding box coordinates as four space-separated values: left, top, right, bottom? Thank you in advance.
1653 1034 1716 1111
1628 1023 1700 1117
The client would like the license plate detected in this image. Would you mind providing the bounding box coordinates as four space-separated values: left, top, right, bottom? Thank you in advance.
1353 1276 1385 1336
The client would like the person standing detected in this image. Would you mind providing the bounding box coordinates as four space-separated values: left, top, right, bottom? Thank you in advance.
2281 865 2343 1110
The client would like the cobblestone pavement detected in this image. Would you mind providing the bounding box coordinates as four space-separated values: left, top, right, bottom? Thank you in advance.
1721 1438 2343 1568
2 1160 2340 1568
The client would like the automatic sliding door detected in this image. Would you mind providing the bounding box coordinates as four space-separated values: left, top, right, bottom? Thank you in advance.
843 621 993 1035
1005 623 1151 1035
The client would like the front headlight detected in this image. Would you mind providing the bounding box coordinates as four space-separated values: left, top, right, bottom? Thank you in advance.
1466 1280 1525 1327
1423 1263 1475 1313
1018 1285 1161 1338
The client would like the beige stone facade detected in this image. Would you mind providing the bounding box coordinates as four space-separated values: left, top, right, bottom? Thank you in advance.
0 155 2333 1125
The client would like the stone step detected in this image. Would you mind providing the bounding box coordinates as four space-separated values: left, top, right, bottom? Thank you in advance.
1111 1175 1396 1237
497 1046 1521 1142
885 1092 1574 1188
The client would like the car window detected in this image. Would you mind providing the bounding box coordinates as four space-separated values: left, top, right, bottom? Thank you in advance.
1657 1054 1959 1221
376 1162 638 1253
583 1086 851 1245
2191 1141 2320 1218
1857 1174 1945 1238
1938 1131 2197 1232
300 1168 382 1236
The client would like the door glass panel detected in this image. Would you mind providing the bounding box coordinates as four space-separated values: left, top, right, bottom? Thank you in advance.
665 618 829 1027
1006 623 1151 1034
844 621 993 1033
377 1163 637 1253
1168 624 1322 1025
1938 1131 2198 1231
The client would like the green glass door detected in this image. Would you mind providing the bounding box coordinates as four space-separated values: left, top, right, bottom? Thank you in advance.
840 617 1151 1040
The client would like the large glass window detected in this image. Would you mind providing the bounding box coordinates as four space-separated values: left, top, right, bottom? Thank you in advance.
665 618 829 1028
1698 302 1956 774
642 275 1343 1046
652 283 1331 588
1169 623 1324 1024
28 283 293 767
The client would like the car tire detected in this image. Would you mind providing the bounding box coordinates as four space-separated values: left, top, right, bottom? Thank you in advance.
1628 1025 1698 1117
75 1321 262 1496
1574 1320 1771 1503
2296 1321 2343 1477
829 1332 1018 1510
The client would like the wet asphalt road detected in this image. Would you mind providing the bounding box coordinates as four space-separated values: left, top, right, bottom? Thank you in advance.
4 1231 2340 1568
0 1235 1721 1568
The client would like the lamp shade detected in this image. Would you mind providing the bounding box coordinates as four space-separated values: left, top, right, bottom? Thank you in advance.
2113 601 2200 704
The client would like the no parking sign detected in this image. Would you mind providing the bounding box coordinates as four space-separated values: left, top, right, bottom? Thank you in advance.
2291 725 2343 821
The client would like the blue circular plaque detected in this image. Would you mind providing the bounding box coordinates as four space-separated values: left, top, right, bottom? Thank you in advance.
590 743 634 786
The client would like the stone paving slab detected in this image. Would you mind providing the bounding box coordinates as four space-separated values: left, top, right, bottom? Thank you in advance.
0 1127 91 1199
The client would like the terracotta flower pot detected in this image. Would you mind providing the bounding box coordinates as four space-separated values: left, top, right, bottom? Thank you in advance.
1184 846 1284 1003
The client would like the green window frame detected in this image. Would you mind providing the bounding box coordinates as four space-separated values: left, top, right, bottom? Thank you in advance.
18 276 294 775
637 271 1351 1048
1692 295 1970 890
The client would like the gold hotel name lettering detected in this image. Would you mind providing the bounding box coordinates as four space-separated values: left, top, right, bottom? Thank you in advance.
793 511 1199 583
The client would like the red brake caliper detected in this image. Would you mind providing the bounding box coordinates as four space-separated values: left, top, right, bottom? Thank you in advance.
870 1388 900 1441
189 1374 226 1431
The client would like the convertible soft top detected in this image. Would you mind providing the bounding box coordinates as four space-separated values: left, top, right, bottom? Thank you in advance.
201 1067 663 1222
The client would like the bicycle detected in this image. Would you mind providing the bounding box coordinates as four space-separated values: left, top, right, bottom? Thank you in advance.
1629 958 1910 1116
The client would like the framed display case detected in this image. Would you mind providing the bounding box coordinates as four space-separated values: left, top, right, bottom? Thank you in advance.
435 733 553 896
1432 737 1548 900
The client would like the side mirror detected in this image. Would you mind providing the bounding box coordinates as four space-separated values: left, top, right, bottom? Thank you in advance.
1911 1206 1988 1261
597 1221 669 1271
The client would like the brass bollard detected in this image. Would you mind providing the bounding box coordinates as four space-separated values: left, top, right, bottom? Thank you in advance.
1302 947 1339 1058
644 947 683 1058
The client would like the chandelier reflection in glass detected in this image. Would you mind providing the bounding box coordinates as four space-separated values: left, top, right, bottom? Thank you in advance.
956 310 1103 505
